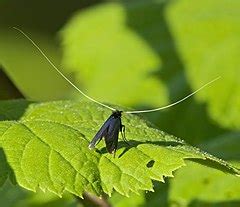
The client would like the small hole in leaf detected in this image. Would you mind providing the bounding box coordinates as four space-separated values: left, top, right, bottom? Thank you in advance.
147 160 155 168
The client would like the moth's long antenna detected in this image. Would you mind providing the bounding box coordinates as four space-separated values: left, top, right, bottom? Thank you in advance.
125 76 220 114
13 27 116 111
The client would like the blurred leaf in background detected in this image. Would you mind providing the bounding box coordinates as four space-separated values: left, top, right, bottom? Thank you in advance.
166 1 240 204
167 0 240 131
0 28 68 100
61 2 168 107
60 0 235 145
169 162 240 207
0 0 101 101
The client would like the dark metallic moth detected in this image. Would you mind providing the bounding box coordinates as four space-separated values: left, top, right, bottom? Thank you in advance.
88 110 127 155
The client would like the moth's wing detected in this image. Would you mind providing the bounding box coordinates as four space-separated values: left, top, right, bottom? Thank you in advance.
88 115 113 149
104 117 121 154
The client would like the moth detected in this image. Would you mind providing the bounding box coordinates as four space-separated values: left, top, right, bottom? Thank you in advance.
88 110 125 155
14 27 220 155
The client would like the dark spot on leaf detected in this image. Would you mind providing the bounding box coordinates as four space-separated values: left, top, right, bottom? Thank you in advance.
147 160 155 168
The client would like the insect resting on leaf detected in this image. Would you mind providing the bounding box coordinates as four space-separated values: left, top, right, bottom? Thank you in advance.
13 27 221 156
88 110 126 155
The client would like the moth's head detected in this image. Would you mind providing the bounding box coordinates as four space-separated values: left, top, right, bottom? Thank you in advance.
112 110 122 118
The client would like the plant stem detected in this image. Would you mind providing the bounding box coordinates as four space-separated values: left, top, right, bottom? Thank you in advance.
75 192 112 207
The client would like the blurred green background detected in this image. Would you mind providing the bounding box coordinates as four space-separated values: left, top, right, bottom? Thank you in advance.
0 0 240 206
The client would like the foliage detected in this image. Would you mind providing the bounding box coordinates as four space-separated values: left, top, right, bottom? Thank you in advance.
169 161 240 207
166 0 240 130
1 100 238 198
0 29 69 101
0 0 240 206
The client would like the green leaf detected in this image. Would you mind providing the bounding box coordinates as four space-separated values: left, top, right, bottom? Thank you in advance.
169 131 240 207
202 132 240 160
0 100 239 197
169 161 240 207
166 0 240 130
0 28 70 101
61 2 168 107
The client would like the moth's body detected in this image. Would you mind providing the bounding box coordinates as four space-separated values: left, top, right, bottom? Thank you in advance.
88 110 125 154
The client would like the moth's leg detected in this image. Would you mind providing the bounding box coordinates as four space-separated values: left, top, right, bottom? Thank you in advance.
96 137 103 145
121 125 130 145
120 125 126 140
